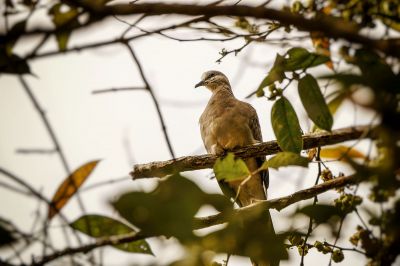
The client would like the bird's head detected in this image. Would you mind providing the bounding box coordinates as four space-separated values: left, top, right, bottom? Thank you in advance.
195 70 230 91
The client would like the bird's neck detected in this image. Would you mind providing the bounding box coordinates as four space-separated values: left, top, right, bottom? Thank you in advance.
211 85 235 99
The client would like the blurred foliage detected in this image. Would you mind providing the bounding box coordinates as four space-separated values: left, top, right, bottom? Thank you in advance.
262 152 309 169
1 0 400 265
71 214 153 254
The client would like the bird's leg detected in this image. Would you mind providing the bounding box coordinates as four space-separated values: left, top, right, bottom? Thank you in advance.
211 144 230 157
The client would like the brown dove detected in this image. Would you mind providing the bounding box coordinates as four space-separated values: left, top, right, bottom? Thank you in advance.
196 70 279 266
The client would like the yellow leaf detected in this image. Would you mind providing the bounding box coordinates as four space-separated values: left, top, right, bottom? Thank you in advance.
320 146 365 160
48 160 100 220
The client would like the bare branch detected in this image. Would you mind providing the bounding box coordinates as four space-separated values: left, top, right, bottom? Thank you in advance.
123 42 176 159
18 76 88 227
30 231 149 266
132 125 376 179
6 3 400 59
16 148 57 155
102 3 400 57
91 87 146 94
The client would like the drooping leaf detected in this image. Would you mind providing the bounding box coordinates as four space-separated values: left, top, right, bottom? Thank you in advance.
251 48 329 98
282 47 330 71
271 97 303 153
48 160 100 220
0 52 31 75
112 174 231 241
262 152 309 170
48 3 80 51
70 214 153 254
320 145 366 160
213 153 250 182
298 204 343 223
255 54 286 95
298 74 333 131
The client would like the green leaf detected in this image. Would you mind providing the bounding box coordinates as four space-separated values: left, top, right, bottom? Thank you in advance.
298 204 342 223
213 153 250 182
251 48 329 98
71 214 153 254
48 4 80 51
112 174 231 241
271 97 303 153
282 47 330 71
262 152 309 170
256 54 286 94
298 74 333 131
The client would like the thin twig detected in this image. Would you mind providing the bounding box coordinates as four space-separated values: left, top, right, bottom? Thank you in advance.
91 87 146 94
18 76 88 237
123 42 176 159
16 148 57 154
0 167 80 246
30 231 149 266
323 241 366 255
300 147 322 266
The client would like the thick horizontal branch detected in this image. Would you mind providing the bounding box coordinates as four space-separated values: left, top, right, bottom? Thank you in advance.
103 3 400 57
194 174 359 229
132 125 375 179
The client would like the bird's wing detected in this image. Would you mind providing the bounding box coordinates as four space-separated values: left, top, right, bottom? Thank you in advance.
247 104 269 194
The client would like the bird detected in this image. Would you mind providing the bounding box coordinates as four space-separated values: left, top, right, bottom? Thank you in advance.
196 70 278 266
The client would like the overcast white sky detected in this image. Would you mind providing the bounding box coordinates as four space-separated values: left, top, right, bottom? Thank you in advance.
0 0 379 265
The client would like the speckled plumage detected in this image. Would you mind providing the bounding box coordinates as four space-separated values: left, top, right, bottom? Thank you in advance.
197 70 268 206
196 71 278 266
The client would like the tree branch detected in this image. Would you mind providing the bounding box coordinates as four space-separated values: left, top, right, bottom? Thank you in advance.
30 231 149 266
123 42 176 159
102 3 400 57
132 125 375 179
193 174 359 229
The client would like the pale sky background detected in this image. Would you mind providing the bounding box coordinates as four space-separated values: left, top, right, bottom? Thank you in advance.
0 0 381 265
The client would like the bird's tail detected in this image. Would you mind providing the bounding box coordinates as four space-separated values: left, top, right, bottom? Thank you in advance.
248 209 280 266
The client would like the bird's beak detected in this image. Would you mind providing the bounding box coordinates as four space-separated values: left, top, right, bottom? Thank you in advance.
195 80 204 88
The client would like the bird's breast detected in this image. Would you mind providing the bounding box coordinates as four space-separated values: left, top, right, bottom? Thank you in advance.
200 106 254 152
